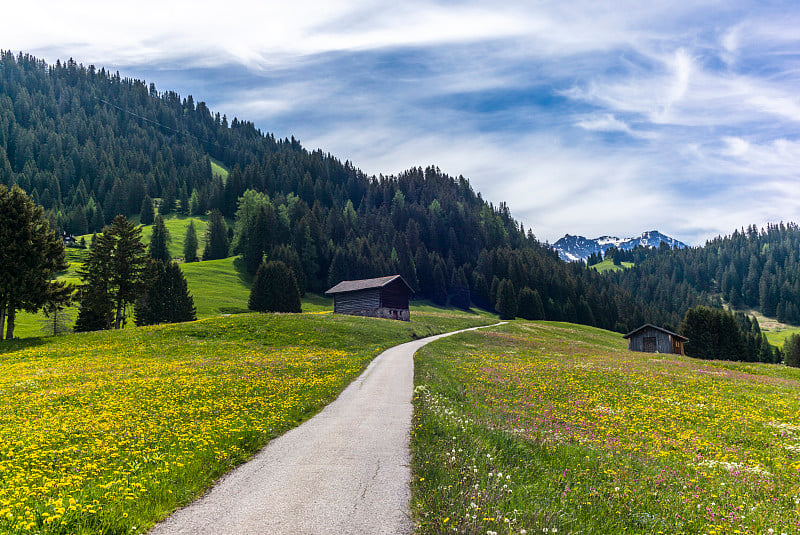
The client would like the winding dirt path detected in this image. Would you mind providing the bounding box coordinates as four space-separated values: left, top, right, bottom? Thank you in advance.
149 322 501 535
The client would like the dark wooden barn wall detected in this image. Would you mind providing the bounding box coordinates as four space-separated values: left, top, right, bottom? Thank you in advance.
380 279 411 309
333 288 381 314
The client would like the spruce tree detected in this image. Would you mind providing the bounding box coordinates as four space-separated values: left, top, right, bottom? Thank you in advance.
140 195 155 225
495 278 517 320
518 287 545 320
149 215 171 263
160 190 175 216
183 221 199 262
471 272 491 309
431 264 448 306
784 334 800 368
134 260 197 325
203 209 230 260
76 215 148 330
271 244 305 295
249 260 301 313
178 188 190 216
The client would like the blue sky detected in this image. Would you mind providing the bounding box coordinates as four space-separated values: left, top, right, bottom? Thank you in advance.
8 1 800 244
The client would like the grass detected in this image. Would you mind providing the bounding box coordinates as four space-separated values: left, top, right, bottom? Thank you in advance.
210 157 228 181
180 257 252 316
412 320 800 534
138 215 209 260
0 311 495 535
743 309 800 347
590 259 634 273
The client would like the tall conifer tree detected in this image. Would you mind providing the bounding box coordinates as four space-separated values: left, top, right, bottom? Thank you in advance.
183 221 199 262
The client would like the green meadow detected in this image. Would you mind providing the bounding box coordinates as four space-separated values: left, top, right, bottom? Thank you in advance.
590 259 634 273
412 321 800 534
0 311 494 534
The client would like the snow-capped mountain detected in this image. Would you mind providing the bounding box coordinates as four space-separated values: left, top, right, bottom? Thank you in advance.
553 231 687 262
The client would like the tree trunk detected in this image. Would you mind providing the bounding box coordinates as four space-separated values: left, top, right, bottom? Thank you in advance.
0 303 5 340
6 308 15 340
115 302 123 330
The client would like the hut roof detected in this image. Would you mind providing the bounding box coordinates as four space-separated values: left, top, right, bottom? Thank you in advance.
324 275 414 295
623 323 688 342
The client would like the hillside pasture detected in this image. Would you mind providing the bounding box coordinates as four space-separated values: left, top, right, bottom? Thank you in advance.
590 259 634 273
412 321 800 534
138 215 209 260
0 311 494 534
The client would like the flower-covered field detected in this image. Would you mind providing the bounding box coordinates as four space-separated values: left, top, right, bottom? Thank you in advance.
0 311 492 534
412 321 800 534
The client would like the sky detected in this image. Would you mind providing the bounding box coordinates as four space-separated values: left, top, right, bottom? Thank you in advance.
6 1 800 245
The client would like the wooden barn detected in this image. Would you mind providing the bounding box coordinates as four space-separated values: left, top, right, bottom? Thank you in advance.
623 324 688 355
325 275 413 321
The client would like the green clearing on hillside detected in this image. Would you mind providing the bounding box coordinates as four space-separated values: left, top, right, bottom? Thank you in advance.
139 215 209 260
0 311 494 534
746 309 800 347
412 321 800 534
590 259 634 272
210 157 229 181
180 256 252 316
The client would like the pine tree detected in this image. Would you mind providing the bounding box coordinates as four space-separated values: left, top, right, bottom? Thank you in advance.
76 215 148 330
178 188 189 216
517 287 544 320
134 260 197 325
249 261 301 313
431 264 448 306
160 190 175 216
203 209 230 260
183 221 199 262
189 189 203 216
148 215 171 262
0 185 71 339
471 272 491 309
271 244 305 296
495 278 517 320
140 195 155 225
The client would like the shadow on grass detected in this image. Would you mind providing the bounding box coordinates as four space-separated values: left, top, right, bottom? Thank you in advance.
232 257 254 287
411 298 494 317
0 336 51 354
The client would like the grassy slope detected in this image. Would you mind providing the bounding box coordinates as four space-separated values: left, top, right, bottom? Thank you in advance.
412 320 800 534
139 215 209 260
745 309 800 346
590 259 634 272
0 311 495 534
210 157 228 181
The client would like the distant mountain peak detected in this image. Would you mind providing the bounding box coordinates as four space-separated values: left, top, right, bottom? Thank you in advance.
553 230 687 262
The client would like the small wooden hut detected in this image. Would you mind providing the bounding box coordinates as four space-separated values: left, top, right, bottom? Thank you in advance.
623 324 688 355
325 275 413 321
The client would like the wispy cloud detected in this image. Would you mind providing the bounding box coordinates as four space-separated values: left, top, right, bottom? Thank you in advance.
6 0 800 244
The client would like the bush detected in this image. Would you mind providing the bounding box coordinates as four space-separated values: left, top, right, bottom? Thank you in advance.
248 260 301 313
784 334 800 368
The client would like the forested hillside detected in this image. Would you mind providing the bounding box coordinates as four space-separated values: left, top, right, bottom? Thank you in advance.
609 223 800 327
0 51 694 331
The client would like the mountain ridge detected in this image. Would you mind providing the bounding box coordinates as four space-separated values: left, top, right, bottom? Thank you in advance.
553 230 687 262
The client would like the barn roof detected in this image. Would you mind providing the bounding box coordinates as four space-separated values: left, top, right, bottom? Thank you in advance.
324 275 414 295
623 323 688 341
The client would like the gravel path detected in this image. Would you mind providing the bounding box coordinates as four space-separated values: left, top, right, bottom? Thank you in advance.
149 323 500 535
